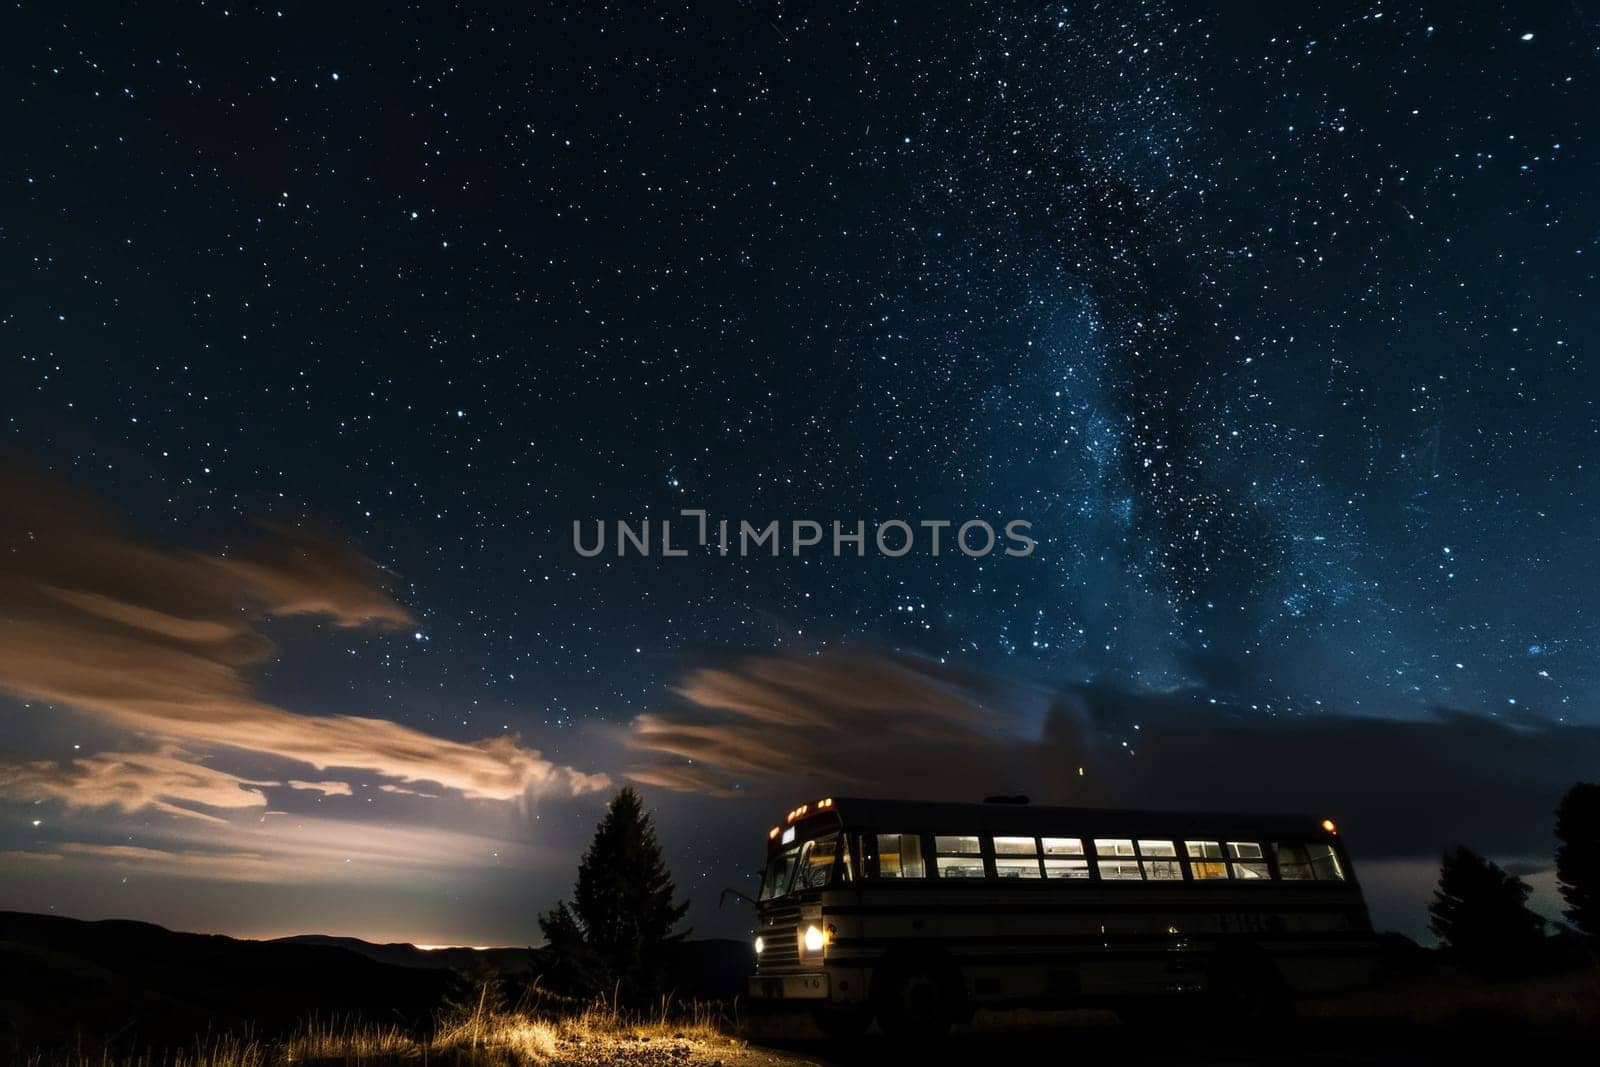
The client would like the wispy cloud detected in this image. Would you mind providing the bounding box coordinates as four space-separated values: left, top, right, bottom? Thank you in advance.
2 816 541 885
286 780 355 797
628 650 1031 796
0 468 608 815
0 747 267 822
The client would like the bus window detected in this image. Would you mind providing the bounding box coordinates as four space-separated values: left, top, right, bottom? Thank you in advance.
935 835 987 879
1094 838 1142 880
874 833 926 879
1135 840 1181 879
792 833 840 892
1042 838 1089 879
760 846 800 900
1228 841 1270 879
1276 841 1346 881
993 836 1042 879
1310 842 1344 881
1185 841 1228 879
1044 857 1091 878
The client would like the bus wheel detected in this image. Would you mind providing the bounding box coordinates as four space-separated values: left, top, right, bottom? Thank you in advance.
812 1004 873 1040
873 957 959 1040
1207 948 1291 1021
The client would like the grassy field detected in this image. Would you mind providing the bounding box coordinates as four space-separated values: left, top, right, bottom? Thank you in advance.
14 999 757 1067
13 968 1600 1066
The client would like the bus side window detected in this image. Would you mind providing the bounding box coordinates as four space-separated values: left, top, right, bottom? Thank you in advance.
993 836 1042 879
1275 841 1345 881
1137 840 1183 880
934 835 987 879
1186 840 1228 880
874 833 926 879
1042 837 1089 879
1227 841 1271 879
1093 838 1142 880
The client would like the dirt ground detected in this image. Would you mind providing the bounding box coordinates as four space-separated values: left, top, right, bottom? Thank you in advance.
719 999 1599 1067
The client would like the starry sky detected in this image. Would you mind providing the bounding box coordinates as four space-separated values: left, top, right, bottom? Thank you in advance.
3 2 1598 947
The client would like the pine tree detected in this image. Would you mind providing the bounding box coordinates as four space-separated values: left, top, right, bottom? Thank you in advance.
1428 845 1545 977
537 786 689 1003
536 900 604 996
1554 782 1600 939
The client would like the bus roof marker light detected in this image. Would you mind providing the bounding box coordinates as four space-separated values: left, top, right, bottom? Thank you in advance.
1321 818 1338 835
768 826 780 840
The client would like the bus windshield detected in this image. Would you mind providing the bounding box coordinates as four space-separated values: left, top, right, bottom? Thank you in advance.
759 847 800 901
760 832 842 900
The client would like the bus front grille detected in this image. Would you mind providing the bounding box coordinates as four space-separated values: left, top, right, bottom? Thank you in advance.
756 933 800 973
755 905 802 973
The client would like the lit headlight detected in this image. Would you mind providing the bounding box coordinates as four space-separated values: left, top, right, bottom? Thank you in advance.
802 924 826 953
754 935 765 955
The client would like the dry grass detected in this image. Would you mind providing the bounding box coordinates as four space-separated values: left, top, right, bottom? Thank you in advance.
14 1036 271 1067
24 966 1600 1064
15 984 744 1067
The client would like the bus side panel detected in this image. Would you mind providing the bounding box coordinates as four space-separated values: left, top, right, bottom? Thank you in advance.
825 883 1375 1005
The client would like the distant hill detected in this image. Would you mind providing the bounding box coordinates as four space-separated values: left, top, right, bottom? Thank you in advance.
271 933 537 976
0 911 449 1055
0 911 753 1058
270 931 752 1000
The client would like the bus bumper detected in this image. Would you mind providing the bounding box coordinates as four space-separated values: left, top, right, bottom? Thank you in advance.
748 972 829 1000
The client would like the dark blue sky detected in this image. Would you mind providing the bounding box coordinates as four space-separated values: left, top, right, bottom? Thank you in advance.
2 1 1596 945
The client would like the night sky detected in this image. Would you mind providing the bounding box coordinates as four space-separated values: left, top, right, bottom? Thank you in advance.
3 2 1598 947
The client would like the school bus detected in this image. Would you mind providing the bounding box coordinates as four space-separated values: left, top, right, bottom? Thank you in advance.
748 796 1376 1037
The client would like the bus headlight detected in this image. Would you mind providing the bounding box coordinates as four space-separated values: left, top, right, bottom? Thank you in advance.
802 924 826 953
754 935 765 955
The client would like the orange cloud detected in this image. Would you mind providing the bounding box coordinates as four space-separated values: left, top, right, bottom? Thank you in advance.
0 468 607 810
2 816 545 885
0 748 268 823
287 779 355 797
628 650 1028 796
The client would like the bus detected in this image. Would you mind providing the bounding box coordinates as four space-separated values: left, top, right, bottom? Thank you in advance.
747 796 1377 1038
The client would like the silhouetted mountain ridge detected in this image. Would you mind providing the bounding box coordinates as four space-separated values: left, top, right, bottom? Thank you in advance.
0 910 751 1058
0 910 450 1054
270 932 537 975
